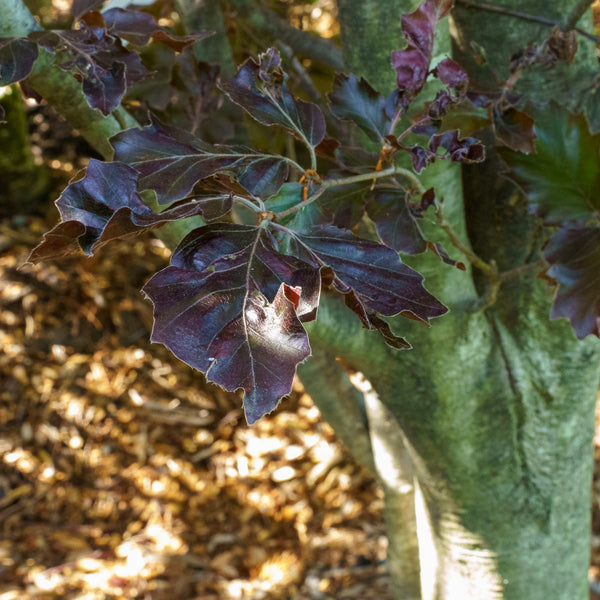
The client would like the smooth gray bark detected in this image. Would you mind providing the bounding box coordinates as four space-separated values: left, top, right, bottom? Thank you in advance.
315 1 600 599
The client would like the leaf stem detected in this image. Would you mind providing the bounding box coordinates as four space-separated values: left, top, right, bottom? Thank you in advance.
233 194 265 212
435 207 497 277
396 116 432 144
275 166 424 220
498 259 547 281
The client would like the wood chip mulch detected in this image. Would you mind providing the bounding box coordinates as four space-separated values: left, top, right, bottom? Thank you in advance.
0 217 392 600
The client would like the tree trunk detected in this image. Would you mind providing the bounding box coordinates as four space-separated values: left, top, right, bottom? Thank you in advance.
304 1 600 598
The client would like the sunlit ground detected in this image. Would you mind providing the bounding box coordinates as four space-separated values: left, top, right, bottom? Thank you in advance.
0 224 389 600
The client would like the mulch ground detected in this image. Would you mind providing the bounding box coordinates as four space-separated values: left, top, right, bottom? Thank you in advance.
0 215 392 600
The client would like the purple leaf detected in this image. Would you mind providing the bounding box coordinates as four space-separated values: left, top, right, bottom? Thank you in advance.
428 88 453 119
429 130 485 163
410 146 431 173
366 187 427 254
143 223 321 423
29 24 147 114
391 0 453 102
28 221 86 263
432 57 468 90
101 8 211 52
545 226 600 339
111 117 290 204
0 38 38 85
492 106 536 154
277 225 447 325
28 159 232 261
71 0 104 19
344 292 411 349
328 73 391 142
427 242 466 271
220 48 326 147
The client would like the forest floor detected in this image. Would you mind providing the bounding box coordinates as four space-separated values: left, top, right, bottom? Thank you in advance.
0 216 391 600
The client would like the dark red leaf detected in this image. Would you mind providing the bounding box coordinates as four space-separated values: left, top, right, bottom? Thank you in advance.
391 0 453 101
277 225 447 324
429 130 485 163
428 89 453 119
343 291 411 349
28 221 86 263
493 106 536 154
220 48 326 147
433 57 468 90
366 187 427 254
111 117 290 203
0 38 38 85
328 73 391 143
143 223 320 423
426 242 466 270
545 226 600 338
28 160 232 261
29 24 147 114
101 8 211 52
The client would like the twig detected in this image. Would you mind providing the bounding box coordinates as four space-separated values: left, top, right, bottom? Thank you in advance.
498 259 547 281
454 0 600 44
455 0 556 27
435 207 497 277
563 0 596 32
275 166 424 220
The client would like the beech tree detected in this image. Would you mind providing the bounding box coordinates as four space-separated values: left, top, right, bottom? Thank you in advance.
2 0 600 599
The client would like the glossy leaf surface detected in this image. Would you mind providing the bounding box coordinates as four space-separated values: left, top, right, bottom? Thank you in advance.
111 117 289 203
366 187 427 254
278 225 447 323
28 160 231 261
0 38 38 85
143 224 319 423
220 48 326 147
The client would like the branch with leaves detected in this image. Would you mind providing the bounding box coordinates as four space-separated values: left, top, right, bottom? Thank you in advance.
2 0 599 423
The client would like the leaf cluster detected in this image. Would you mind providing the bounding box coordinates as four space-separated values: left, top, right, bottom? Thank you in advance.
3 0 599 421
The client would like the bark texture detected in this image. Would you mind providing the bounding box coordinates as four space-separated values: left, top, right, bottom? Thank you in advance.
313 1 600 599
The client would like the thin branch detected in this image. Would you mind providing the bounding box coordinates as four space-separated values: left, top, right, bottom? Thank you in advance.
436 207 497 278
498 259 547 282
454 0 600 44
275 166 424 220
563 0 596 32
455 0 556 27
233 194 265 212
